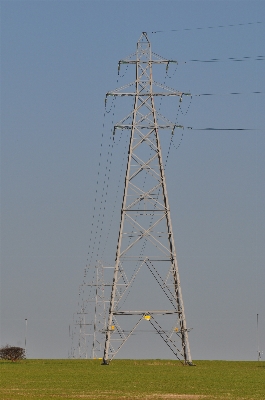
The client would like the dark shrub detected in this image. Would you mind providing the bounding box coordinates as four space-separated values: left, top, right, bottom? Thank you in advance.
0 345 26 361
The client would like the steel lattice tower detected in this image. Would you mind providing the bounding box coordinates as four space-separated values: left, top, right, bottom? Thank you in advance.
102 32 193 365
72 262 113 359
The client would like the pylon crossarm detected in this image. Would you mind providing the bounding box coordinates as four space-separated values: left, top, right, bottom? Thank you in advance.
119 60 177 65
154 81 191 96
151 52 178 63
108 92 186 97
108 80 189 98
113 311 180 315
117 51 137 66
116 123 182 130
119 48 178 64
114 109 152 130
117 123 182 131
106 81 135 96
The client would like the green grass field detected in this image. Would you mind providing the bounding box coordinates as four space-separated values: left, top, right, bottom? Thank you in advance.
0 359 264 399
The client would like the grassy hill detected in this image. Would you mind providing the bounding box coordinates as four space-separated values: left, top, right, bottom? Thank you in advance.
1 359 264 399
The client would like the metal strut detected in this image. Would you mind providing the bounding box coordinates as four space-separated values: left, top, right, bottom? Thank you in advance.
102 32 193 365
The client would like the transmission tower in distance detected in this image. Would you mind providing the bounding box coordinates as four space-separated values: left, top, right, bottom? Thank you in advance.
102 32 194 365
71 262 113 359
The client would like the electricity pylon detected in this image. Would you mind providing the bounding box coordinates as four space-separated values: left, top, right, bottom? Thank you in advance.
102 32 193 365
72 262 112 359
91 263 113 359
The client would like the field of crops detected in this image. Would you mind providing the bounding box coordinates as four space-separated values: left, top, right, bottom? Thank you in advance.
0 359 264 399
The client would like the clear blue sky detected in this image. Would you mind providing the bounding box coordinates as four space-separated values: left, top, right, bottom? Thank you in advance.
1 0 264 360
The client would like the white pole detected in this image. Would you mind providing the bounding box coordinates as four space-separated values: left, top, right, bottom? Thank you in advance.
25 319 28 356
257 314 260 361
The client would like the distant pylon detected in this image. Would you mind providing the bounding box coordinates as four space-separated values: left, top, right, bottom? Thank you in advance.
72 262 112 359
102 33 193 365
92 262 113 359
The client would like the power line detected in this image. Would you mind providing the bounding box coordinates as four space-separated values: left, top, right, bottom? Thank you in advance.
187 55 264 63
194 92 263 96
149 21 262 34
187 127 259 131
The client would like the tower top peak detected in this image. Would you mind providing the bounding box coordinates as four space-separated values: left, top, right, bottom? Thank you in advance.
138 32 150 44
